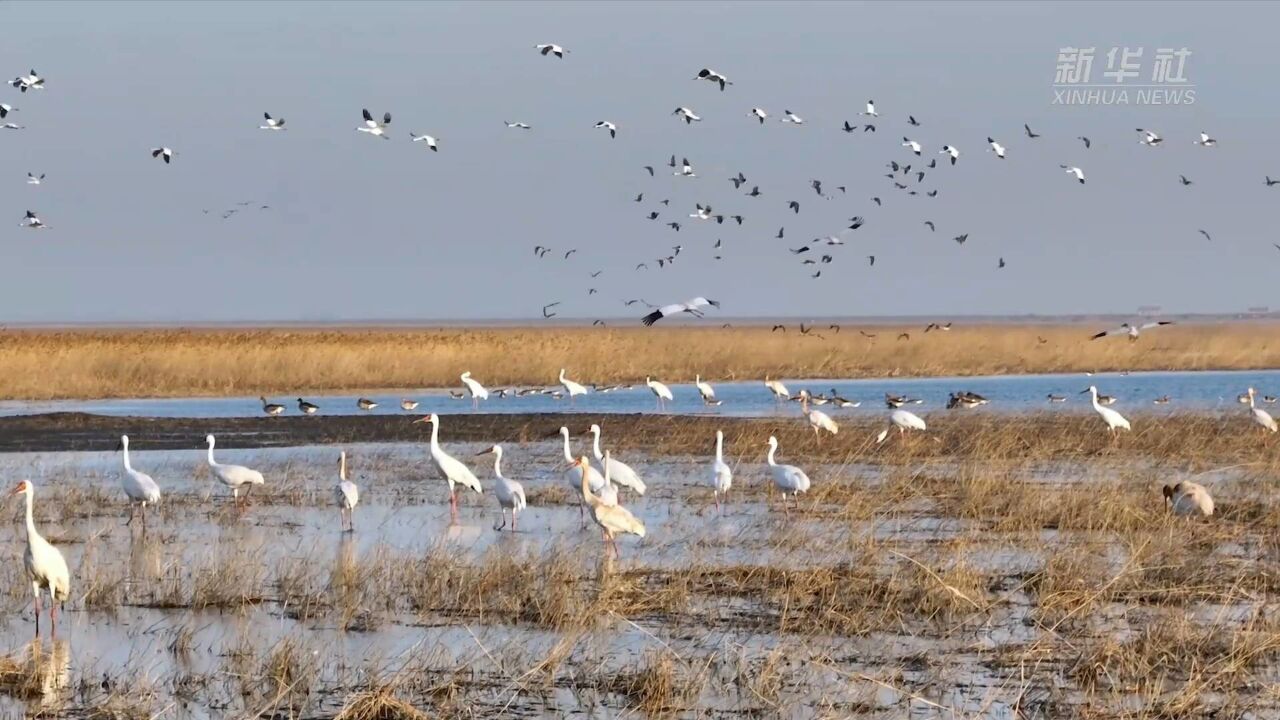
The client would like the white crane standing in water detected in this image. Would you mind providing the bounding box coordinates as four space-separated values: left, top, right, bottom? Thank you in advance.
335 451 359 532
414 414 483 524
205 434 265 508
476 444 526 532
711 429 733 511
1081 386 1131 436
117 435 162 527
460 371 490 409
10 480 70 638
1245 387 1278 434
764 436 810 517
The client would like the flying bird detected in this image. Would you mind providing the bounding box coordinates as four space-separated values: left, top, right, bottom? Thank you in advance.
641 297 720 326
357 109 391 139
19 210 46 229
1090 321 1175 342
26 173 44 185
409 132 439 151
1024 123 1040 138
673 107 702 124
953 233 968 245
1078 136 1092 148
940 145 960 165
694 68 731 91
535 43 568 58
1194 131 1217 147
787 200 800 214
902 137 922 155
1179 175 1192 186
260 113 285 130
923 220 935 232
1060 165 1085 184
542 302 561 318
987 138 1006 159
1198 229 1211 241
749 107 768 124
1136 128 1162 146
780 109 804 124
0 103 15 119
504 121 531 129
594 121 617 138
151 147 174 164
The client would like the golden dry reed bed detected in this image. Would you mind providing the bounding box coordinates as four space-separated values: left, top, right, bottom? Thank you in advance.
0 322 1275 399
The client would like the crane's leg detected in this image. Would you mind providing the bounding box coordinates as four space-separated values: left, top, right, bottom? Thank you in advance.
126 504 135 527
243 485 253 509
349 508 356 533
49 597 57 639
714 490 721 513
512 508 518 532
32 584 40 638
450 490 459 524
494 508 505 532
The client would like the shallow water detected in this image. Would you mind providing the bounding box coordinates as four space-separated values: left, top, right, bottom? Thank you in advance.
2 369 1278 419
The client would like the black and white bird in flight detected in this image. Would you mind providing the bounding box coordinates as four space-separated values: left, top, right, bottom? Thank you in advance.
151 147 174 164
987 138 1006 159
535 43 568 58
861 100 878 117
260 113 285 130
694 68 731 91
641 297 720 326
674 158 695 177
409 132 439 151
1136 128 1162 146
504 121 531 130
749 107 768 124
26 173 44 185
0 103 14 119
357 109 391 139
1193 131 1217 147
594 120 617 138
19 210 46 229
902 137 922 155
673 107 702 124
1060 165 1085 184
780 109 803 124
940 145 960 165
10 70 42 92
1090 321 1174 342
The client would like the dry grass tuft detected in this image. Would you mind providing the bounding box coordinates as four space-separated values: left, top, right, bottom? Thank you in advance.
335 684 432 720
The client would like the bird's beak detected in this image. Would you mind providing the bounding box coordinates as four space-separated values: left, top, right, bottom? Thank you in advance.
8 483 24 497
709 300 720 308
412 416 428 424
1078 389 1090 394
473 447 492 456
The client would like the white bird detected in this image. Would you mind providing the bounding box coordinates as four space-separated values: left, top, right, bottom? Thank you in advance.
335 451 359 532
645 377 674 412
504 121 531 129
559 426 613 509
902 137 922 155
748 107 768 124
26 173 44 185
987 137 1006 159
1245 387 1277 433
0 103 16 119
573 454 645 557
780 109 804 124
9 481 70 638
19 210 46 229
690 204 713 220
205 434 265 507
413 413 482 523
673 106 702 124
1 123 24 130
764 375 790 404
876 409 927 444
559 368 588 404
940 144 960 165
476 445 526 532
588 424 646 495
1090 321 1174 342
151 147 174 164
1194 131 1217 147
1061 165 1086 184
1163 481 1214 517
641 297 719 326
674 157 696 177
1081 386 1131 435
1137 128 1162 146
460 371 489 409
695 374 719 405
535 43 568 58
259 112 285 130
409 132 439 151
861 100 879 117
764 436 810 516
594 120 617 138
800 395 839 441
357 109 391 139
694 68 731 90
10 70 43 92
117 435 161 527
711 430 732 510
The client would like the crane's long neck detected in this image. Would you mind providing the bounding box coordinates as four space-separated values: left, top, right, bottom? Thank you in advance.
591 429 603 460
603 451 612 487
207 440 217 467
430 420 441 452
1089 389 1102 412
122 441 134 472
23 489 36 541
767 442 777 466
561 431 572 462
493 448 504 478
1249 391 1257 410
715 433 724 463
340 453 348 481
580 464 598 507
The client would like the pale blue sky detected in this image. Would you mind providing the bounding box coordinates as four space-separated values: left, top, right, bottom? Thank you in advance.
0 1 1274 323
